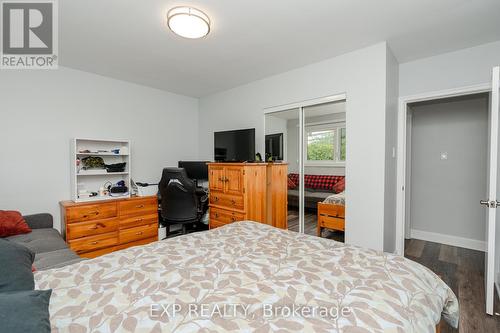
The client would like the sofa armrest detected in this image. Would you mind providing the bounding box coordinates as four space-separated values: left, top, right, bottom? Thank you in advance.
23 213 54 229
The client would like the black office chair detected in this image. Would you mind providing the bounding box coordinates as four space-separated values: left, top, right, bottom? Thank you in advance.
158 167 202 238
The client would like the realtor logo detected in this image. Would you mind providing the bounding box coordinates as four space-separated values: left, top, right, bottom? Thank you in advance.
1 0 58 69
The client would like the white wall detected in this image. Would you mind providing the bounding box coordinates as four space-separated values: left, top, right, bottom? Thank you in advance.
199 42 391 251
0 67 199 230
383 47 399 252
400 40 500 97
409 94 488 248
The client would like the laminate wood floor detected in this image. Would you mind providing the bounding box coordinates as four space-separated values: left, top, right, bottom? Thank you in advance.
404 239 500 332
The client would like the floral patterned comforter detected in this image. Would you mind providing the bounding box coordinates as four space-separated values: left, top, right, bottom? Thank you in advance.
323 192 345 206
35 221 458 333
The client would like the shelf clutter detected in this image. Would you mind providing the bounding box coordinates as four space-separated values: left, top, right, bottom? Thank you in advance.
71 138 131 202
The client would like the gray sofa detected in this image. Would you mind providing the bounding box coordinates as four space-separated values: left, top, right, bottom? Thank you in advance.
287 189 333 210
6 214 83 270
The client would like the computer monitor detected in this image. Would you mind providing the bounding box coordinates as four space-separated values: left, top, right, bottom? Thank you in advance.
178 161 209 181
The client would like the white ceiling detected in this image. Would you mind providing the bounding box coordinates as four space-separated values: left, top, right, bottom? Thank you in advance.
60 0 500 97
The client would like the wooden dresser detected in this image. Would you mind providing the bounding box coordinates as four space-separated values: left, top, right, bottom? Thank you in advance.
60 196 158 258
207 162 287 230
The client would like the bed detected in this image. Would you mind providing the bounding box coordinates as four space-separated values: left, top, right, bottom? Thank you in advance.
318 192 346 236
35 222 458 333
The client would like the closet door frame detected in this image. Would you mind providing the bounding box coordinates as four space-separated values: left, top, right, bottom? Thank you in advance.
264 93 347 234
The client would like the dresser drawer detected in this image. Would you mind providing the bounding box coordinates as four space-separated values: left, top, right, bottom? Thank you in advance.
66 202 117 223
209 218 230 229
67 218 119 240
79 246 117 259
118 197 157 217
114 237 156 251
120 213 158 230
119 223 157 245
210 193 244 211
210 208 245 225
68 232 119 254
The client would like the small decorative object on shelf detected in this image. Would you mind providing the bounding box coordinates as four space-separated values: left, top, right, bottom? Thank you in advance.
71 138 131 202
105 162 126 173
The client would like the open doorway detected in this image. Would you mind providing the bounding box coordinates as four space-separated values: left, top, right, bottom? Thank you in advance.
396 69 500 317
264 98 346 241
404 93 489 251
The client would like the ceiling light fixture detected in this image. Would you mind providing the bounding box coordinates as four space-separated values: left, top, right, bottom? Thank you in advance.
167 6 210 39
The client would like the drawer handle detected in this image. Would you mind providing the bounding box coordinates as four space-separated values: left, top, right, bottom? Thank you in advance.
91 241 99 245
135 205 144 209
83 211 99 218
89 222 105 230
136 218 143 222
214 197 219 202
136 231 143 236
215 213 219 218
231 217 236 222
231 199 236 205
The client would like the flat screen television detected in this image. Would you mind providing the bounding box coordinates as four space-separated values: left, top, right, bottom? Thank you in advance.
214 128 255 162
265 133 283 161
178 161 209 180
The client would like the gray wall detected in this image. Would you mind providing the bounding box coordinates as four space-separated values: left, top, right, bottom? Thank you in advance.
409 94 488 242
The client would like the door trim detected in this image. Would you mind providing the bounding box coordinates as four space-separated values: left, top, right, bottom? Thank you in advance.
395 83 492 256
263 93 347 114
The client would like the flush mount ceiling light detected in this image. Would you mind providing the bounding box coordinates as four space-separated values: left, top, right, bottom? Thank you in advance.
167 6 210 39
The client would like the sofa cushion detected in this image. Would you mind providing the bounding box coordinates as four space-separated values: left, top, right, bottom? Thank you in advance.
0 239 34 292
0 210 31 237
23 214 53 230
6 228 68 254
288 173 299 187
0 289 52 333
304 174 343 191
288 173 344 191
333 178 345 193
34 249 83 270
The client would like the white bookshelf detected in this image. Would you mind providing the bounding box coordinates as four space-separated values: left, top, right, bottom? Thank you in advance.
71 138 131 202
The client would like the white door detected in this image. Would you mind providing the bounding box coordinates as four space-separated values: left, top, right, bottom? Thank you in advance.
483 66 500 315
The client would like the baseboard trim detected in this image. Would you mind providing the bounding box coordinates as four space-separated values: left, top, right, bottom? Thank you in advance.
410 229 486 252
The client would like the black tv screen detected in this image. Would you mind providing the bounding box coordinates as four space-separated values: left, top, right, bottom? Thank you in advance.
214 128 255 162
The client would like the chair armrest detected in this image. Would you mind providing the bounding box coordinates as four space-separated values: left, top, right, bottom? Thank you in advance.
23 213 54 229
